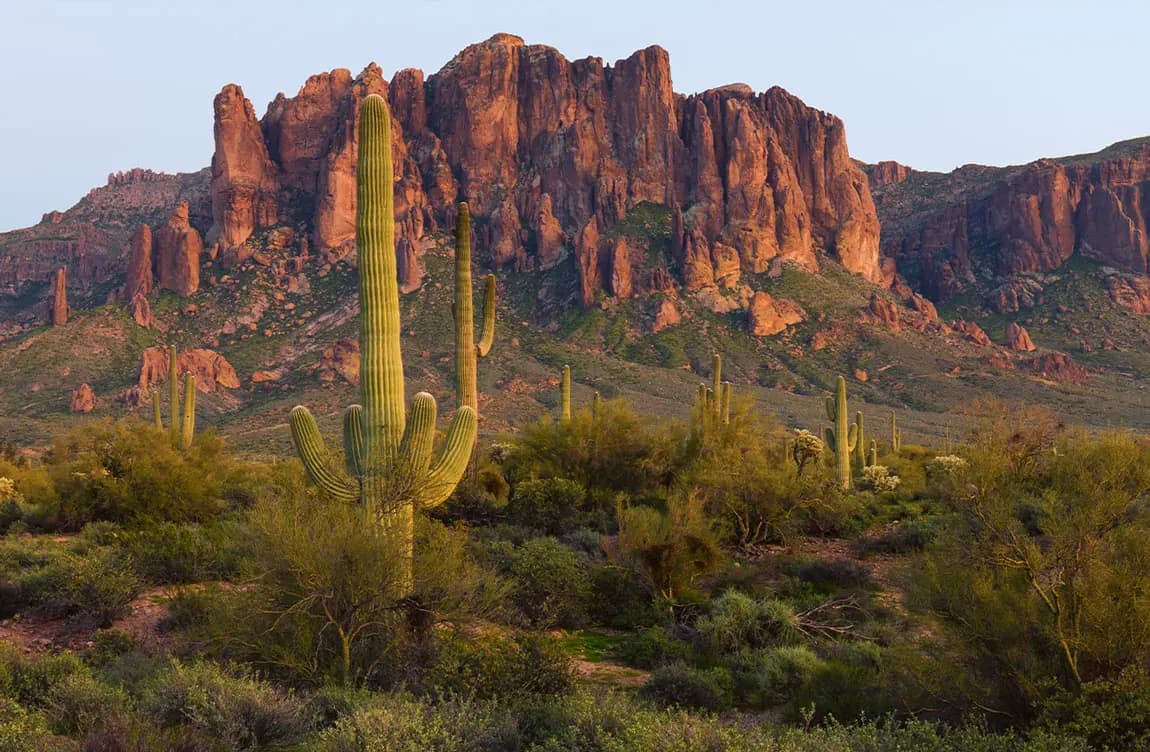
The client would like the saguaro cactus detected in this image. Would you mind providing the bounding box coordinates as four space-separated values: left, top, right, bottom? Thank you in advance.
288 94 477 593
560 365 572 423
453 203 496 415
181 374 197 450
890 411 902 454
151 348 196 449
870 439 878 468
824 376 857 489
168 346 180 433
151 388 162 431
854 412 867 471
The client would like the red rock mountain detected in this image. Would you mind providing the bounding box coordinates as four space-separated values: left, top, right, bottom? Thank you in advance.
207 34 884 303
871 138 1150 306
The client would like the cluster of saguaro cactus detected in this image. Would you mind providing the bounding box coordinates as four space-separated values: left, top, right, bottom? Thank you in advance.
288 94 477 594
890 411 902 453
453 203 495 416
824 375 858 489
151 346 196 450
693 354 732 440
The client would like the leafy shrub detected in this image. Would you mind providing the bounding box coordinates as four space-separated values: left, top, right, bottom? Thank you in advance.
118 521 242 584
0 697 57 752
788 642 890 722
695 590 803 654
88 629 138 667
586 563 658 629
781 557 873 594
1040 666 1150 752
314 695 520 752
505 478 587 536
640 662 733 711
0 646 87 707
856 518 940 556
725 646 823 709
423 634 574 701
504 537 591 628
40 548 142 626
142 661 307 750
45 672 129 736
616 625 693 669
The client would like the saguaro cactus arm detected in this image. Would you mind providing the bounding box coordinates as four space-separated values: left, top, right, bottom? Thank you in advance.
418 406 479 509
477 274 496 357
342 405 364 478
290 405 359 504
180 373 196 450
151 389 162 431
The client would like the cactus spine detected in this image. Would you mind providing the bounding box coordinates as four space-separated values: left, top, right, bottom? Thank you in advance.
453 203 496 415
560 365 572 423
854 411 867 471
890 411 902 454
824 376 857 489
288 94 477 593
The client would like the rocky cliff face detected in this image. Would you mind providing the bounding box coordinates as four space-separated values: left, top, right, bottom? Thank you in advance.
873 139 1150 304
207 34 884 305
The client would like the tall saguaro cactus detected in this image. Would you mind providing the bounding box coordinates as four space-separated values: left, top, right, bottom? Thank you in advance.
151 347 196 450
453 203 496 415
824 376 857 489
169 346 180 433
288 94 477 593
181 374 197 451
890 411 902 454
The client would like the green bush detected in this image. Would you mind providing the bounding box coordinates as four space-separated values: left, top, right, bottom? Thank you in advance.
781 557 873 594
1040 666 1150 752
40 548 142 626
118 521 242 584
615 625 693 669
88 629 138 668
725 646 823 709
505 478 588 536
586 563 659 629
695 590 803 654
142 661 307 750
640 662 733 711
788 642 890 723
0 646 87 707
45 671 129 736
504 537 591 628
423 634 574 701
856 518 940 556
0 697 58 752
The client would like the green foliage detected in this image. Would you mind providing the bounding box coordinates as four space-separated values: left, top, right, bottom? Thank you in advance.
640 662 734 711
142 661 308 750
501 537 591 628
0 645 86 707
45 671 129 736
505 478 590 535
26 419 235 529
1041 666 1150 751
725 645 824 709
39 547 142 626
118 520 243 584
609 493 722 608
695 590 804 654
424 634 574 701
615 625 693 669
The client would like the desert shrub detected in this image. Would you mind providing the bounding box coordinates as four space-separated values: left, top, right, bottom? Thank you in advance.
0 697 58 752
27 420 237 529
303 685 376 732
788 642 890 722
45 672 130 736
615 625 693 669
859 465 901 493
502 537 591 628
118 520 242 584
726 645 823 709
586 563 659 629
608 493 721 609
695 590 803 654
423 634 574 701
88 629 138 668
797 485 867 537
640 662 733 711
313 695 520 752
142 661 307 750
0 646 88 707
39 548 142 626
1040 665 1150 752
856 518 941 556
505 478 590 536
781 557 873 594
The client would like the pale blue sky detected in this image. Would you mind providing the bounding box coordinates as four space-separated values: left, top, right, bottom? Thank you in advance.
1 0 1147 231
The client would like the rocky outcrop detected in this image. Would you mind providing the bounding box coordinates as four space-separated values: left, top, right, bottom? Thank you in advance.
124 225 153 301
319 339 360 385
199 35 885 308
1003 322 1036 352
137 347 240 393
154 202 203 296
51 267 68 326
866 160 912 188
126 293 156 329
1025 352 1088 383
652 297 681 332
1107 273 1150 314
879 144 1150 302
70 383 95 413
954 319 992 347
208 85 279 262
747 291 805 336
866 294 900 333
